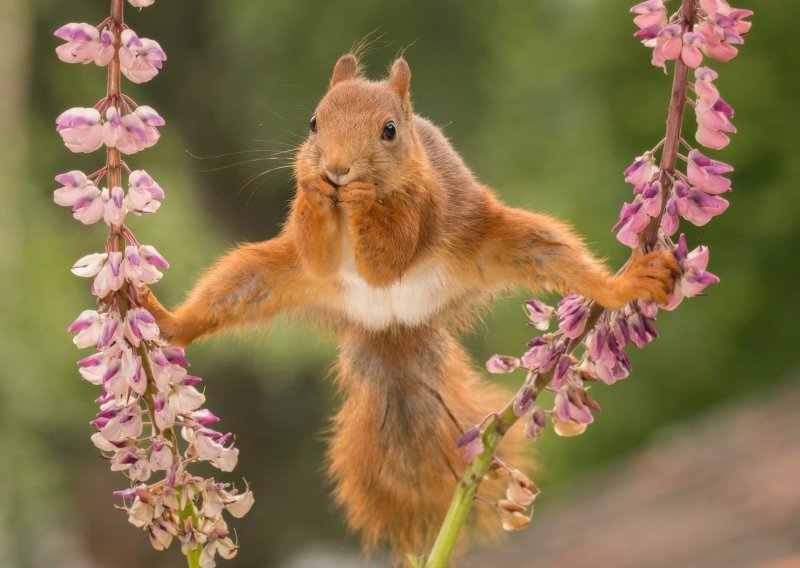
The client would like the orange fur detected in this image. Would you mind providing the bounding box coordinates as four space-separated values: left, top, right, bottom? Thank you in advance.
140 53 678 562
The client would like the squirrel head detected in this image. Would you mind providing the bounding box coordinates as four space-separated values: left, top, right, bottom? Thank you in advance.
296 54 425 190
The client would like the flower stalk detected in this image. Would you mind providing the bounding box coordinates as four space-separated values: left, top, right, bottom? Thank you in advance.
419 0 750 566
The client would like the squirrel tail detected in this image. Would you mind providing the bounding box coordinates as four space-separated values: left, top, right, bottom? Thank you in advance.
327 325 523 562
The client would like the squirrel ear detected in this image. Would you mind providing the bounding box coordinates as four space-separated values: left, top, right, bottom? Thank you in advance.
387 58 411 99
330 54 359 87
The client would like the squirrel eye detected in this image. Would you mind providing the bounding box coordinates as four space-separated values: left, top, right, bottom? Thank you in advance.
309 115 317 133
381 121 397 141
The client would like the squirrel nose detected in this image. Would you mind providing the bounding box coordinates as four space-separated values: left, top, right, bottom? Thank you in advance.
324 164 352 187
325 164 351 177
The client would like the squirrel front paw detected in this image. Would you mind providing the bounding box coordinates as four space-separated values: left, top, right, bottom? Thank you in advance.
336 180 378 208
299 174 337 212
136 285 179 344
606 250 681 309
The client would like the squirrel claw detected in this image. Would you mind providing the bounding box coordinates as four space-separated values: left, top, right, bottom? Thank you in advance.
337 181 377 207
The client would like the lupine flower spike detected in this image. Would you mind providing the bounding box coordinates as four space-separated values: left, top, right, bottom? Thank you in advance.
54 1 251 566
422 2 750 563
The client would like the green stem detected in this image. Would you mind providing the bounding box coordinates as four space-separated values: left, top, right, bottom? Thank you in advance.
423 405 517 568
178 486 203 568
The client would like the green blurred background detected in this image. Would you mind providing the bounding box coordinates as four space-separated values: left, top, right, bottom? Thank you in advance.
1 0 797 566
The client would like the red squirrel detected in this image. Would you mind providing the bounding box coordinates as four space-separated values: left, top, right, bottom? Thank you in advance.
139 54 679 559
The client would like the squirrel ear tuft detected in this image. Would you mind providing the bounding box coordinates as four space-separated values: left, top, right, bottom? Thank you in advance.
330 54 359 87
387 58 411 99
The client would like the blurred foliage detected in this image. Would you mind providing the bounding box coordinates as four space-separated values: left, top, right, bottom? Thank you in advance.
1 0 797 566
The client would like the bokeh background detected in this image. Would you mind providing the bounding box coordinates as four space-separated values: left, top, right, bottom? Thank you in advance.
1 0 798 567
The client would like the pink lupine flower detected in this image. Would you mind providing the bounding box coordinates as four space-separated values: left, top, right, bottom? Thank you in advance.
630 0 667 30
663 234 720 310
660 184 683 237
681 32 706 68
625 309 659 348
695 19 741 63
138 244 169 283
153 393 176 430
524 408 546 442
613 182 660 247
486 354 521 374
550 355 572 391
122 245 168 286
54 23 114 66
699 0 753 35
168 384 207 414
226 489 255 518
101 407 144 442
54 170 96 205
694 67 736 150
682 187 729 226
104 186 127 227
522 336 561 372
123 308 160 347
54 171 106 224
103 106 149 155
456 426 484 463
191 409 221 426
134 106 165 148
687 149 733 193
126 170 165 214
94 251 125 298
56 107 104 153
582 325 631 385
513 384 536 417
185 428 239 472
71 252 107 278
149 439 173 471
119 29 167 84
651 24 682 70
99 311 123 349
552 389 594 437
557 295 589 339
624 152 658 188
69 309 105 348
524 299 553 331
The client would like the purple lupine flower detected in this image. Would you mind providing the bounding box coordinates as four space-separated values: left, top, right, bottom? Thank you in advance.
69 310 105 348
681 32 706 68
456 426 485 463
54 23 114 66
523 299 553 331
524 407 547 442
631 0 667 30
120 29 166 84
623 152 658 188
522 336 561 372
56 107 104 153
557 294 590 339
663 234 720 310
486 354 521 374
513 384 536 417
687 149 733 194
552 388 594 437
126 170 164 214
694 67 736 150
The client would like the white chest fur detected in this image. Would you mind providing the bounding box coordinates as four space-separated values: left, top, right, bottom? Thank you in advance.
338 233 451 329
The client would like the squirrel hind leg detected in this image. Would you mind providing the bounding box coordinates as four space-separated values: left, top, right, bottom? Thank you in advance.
327 335 528 563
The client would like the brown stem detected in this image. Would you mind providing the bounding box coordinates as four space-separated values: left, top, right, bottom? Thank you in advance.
106 0 124 194
641 0 696 250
